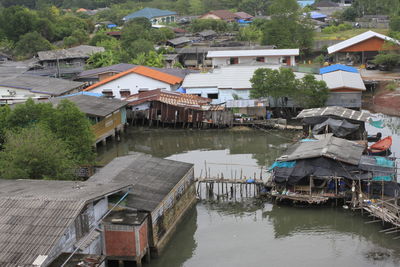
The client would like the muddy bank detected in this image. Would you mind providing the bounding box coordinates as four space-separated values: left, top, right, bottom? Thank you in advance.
363 83 400 117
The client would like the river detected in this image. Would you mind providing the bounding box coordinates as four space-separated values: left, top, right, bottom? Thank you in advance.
96 117 400 267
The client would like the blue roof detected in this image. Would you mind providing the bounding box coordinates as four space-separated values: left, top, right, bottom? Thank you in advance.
308 11 327 19
123 8 177 21
319 64 359 75
297 0 315 7
58 91 104 98
176 87 186 93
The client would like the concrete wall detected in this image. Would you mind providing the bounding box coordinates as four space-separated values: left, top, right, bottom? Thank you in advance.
326 91 362 108
151 15 176 25
186 88 250 104
87 73 176 99
211 56 295 67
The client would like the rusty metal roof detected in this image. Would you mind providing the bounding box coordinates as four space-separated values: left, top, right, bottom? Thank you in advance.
296 106 370 122
127 89 211 108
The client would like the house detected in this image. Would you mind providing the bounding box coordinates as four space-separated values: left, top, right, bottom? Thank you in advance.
327 31 400 64
307 11 327 22
166 37 192 48
123 8 177 24
0 179 131 267
126 88 210 127
36 45 105 75
234 12 253 21
49 93 128 144
83 66 183 99
182 65 311 104
200 10 238 22
197 29 217 40
297 0 316 7
319 64 358 74
207 49 300 67
77 63 195 83
89 153 197 258
0 74 84 105
176 45 275 67
296 106 369 140
322 70 366 108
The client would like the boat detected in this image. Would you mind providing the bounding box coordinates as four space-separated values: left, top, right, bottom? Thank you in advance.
367 132 382 142
368 136 392 156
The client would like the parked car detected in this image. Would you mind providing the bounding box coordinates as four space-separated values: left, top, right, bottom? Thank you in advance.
366 60 377 70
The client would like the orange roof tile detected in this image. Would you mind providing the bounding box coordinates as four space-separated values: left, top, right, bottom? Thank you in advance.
84 66 183 92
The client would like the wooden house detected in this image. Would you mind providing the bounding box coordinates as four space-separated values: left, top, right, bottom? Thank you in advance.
49 93 128 144
89 153 197 260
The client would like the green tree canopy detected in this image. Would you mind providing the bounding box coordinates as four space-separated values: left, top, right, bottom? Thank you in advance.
14 31 53 58
0 125 77 180
293 74 329 108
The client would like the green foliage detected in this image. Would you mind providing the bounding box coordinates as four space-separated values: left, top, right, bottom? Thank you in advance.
0 124 77 180
0 99 96 166
390 16 400 32
293 74 329 108
237 25 262 43
352 0 400 16
238 0 269 16
14 31 53 58
260 0 314 53
63 29 90 47
322 23 352 34
190 19 228 33
250 68 329 108
130 50 165 67
0 125 77 180
373 52 400 69
0 6 39 42
314 54 325 65
386 81 398 91
341 7 358 21
89 31 113 46
86 50 119 69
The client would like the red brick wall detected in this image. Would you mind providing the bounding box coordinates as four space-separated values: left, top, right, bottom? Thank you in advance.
105 230 136 256
139 222 148 252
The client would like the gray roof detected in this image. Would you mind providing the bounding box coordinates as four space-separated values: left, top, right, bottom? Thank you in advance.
0 179 131 267
198 30 217 37
49 94 128 117
176 45 276 54
89 153 194 212
38 45 105 61
78 63 197 79
322 71 366 91
0 74 83 96
167 37 192 46
277 135 365 165
296 106 370 122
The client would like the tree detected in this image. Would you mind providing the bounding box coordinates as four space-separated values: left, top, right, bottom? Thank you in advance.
125 39 155 60
0 125 77 180
131 50 165 67
341 7 358 21
0 6 39 41
390 16 400 32
86 50 119 69
63 29 90 47
250 68 297 105
14 32 53 58
293 74 329 108
89 31 113 46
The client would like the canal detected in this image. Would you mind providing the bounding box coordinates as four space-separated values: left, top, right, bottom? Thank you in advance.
97 117 400 267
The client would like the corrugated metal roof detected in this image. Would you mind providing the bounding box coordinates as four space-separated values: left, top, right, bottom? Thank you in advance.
50 94 128 117
0 179 131 267
200 10 237 20
89 153 193 212
167 37 192 46
0 74 83 96
182 65 321 89
38 45 105 61
322 70 366 91
327 31 400 54
278 135 365 165
207 49 299 58
123 7 177 21
176 45 276 54
296 106 370 122
127 89 210 108
319 64 359 74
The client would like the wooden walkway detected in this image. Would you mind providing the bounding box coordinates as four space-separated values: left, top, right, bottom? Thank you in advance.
233 120 303 131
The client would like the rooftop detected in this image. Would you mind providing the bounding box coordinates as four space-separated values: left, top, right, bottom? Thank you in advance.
201 10 238 20
123 7 177 21
84 66 183 92
89 153 193 212
322 70 366 91
277 135 365 165
167 36 192 46
0 74 83 95
327 31 400 54
176 45 276 54
0 179 130 267
319 64 358 74
37 45 105 61
49 94 128 117
234 12 253 20
126 88 211 108
207 49 300 58
296 106 370 122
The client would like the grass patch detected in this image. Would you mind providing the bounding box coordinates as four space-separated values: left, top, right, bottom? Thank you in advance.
386 81 398 91
315 28 389 41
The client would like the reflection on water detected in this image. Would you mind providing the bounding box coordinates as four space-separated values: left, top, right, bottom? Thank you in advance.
96 126 400 267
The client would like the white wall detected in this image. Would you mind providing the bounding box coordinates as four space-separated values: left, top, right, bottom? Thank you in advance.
186 87 251 104
0 86 50 101
88 73 176 99
211 56 294 67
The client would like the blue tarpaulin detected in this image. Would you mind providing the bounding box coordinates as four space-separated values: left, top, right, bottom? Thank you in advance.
269 161 296 171
319 64 359 74
308 11 327 19
107 24 117 28
372 176 393 182
176 87 186 93
58 91 104 98
369 118 384 128
300 138 317 142
374 156 395 167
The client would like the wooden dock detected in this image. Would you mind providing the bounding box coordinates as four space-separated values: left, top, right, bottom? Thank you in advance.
233 119 303 131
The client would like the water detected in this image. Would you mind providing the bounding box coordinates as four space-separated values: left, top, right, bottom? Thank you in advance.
96 122 400 267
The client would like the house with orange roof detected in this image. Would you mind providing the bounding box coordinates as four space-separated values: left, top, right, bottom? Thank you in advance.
84 66 183 99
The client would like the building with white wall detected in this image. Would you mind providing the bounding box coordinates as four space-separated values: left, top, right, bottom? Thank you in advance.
84 66 183 99
207 49 299 68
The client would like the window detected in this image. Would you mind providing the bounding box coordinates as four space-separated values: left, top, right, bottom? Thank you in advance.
119 89 130 98
256 57 265 62
102 90 114 98
75 212 89 239
230 57 239 64
207 93 218 99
